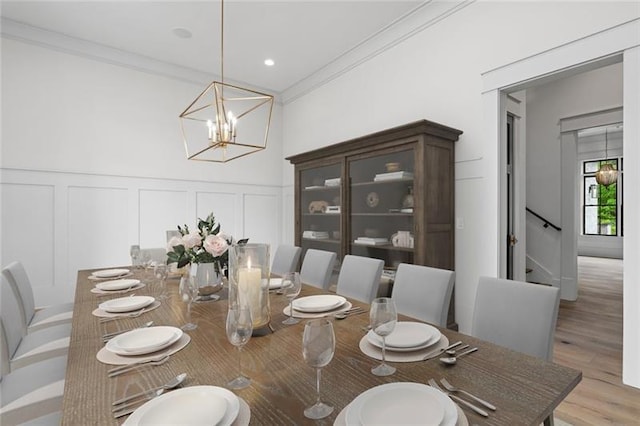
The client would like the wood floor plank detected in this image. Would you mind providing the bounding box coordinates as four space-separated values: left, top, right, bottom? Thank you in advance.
553 256 640 425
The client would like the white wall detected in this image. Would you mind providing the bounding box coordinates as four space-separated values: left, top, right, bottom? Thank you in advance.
282 1 639 333
525 63 623 283
1 38 284 186
1 38 285 305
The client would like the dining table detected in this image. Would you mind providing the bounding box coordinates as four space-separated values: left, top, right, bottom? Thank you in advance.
61 266 582 425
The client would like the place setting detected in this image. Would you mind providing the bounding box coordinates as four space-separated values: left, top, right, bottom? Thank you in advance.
116 381 251 425
96 324 191 366
90 278 145 296
88 268 133 281
282 294 357 319
93 295 160 321
334 381 468 426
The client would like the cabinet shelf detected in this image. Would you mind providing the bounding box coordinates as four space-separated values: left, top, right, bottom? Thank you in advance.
351 243 414 253
303 186 340 192
302 213 341 217
302 238 340 244
351 213 413 217
351 178 414 187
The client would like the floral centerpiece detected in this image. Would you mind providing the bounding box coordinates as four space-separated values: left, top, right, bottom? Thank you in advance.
166 213 247 277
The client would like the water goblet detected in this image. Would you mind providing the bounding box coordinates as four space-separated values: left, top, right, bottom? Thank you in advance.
282 272 302 325
178 274 198 331
153 263 169 300
226 305 253 389
302 318 335 419
370 297 397 376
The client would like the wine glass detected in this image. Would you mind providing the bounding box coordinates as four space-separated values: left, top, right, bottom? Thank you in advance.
130 245 140 267
153 263 169 300
226 305 253 389
179 274 198 331
369 297 397 376
302 318 335 419
281 272 302 325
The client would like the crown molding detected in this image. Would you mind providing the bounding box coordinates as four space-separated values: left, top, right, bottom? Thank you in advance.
280 0 473 104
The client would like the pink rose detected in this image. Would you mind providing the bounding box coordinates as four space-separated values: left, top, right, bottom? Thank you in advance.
166 236 183 252
182 232 202 249
204 234 229 257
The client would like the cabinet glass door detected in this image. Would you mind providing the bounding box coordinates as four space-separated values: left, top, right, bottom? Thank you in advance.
300 163 342 275
349 149 414 271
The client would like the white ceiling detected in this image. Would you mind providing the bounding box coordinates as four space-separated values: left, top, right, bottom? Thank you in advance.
1 1 427 96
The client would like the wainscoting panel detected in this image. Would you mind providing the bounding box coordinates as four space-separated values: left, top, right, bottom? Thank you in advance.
139 189 188 249
0 182 55 297
196 191 239 239
1 168 283 305
243 193 279 250
68 186 129 284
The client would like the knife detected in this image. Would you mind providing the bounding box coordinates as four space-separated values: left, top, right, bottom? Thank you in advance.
422 340 462 361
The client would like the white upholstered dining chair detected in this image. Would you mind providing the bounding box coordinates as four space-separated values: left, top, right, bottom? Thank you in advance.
0 317 67 426
270 245 302 277
391 263 455 327
2 261 73 333
0 275 70 371
471 276 560 361
335 255 384 304
471 276 560 426
299 249 337 290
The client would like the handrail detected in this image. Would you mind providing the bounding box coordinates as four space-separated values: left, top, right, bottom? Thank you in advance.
526 207 561 231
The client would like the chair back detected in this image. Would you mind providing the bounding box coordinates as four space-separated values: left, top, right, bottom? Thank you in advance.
139 248 167 265
1 262 34 332
300 249 337 290
336 255 384 304
1 317 11 377
471 276 560 361
391 263 454 327
271 245 302 277
0 276 26 363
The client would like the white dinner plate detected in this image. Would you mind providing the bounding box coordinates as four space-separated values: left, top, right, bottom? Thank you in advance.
92 268 130 278
107 326 183 356
123 385 240 426
345 382 457 426
98 295 155 313
269 278 283 289
96 278 141 291
292 295 346 313
367 321 441 351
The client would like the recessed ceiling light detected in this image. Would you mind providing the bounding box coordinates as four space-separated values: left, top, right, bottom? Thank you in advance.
172 27 192 39
264 59 275 67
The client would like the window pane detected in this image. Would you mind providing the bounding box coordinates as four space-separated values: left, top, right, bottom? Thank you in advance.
584 177 598 205
584 161 600 173
584 206 599 235
599 206 617 235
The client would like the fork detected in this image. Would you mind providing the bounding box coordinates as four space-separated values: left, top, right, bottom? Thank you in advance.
440 378 496 411
428 379 489 417
107 354 170 377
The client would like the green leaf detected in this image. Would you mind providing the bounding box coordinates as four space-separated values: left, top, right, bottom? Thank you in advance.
237 238 249 245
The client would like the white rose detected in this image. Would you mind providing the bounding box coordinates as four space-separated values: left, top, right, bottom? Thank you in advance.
182 232 202 249
166 236 183 252
204 234 229 257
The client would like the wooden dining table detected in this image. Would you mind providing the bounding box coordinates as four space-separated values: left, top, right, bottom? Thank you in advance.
61 267 581 425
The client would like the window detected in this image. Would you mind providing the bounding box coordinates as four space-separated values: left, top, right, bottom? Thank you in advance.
582 159 623 236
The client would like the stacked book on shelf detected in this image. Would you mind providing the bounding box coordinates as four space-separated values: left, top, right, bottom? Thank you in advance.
303 231 329 239
325 205 341 214
324 177 341 187
373 171 414 182
353 237 389 246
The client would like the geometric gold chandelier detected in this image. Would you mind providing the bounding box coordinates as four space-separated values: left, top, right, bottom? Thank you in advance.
595 127 618 187
179 0 274 163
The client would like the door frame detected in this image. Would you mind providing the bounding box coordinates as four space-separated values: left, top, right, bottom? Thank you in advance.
481 18 640 387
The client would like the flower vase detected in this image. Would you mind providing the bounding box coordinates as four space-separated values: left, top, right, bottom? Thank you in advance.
195 262 224 300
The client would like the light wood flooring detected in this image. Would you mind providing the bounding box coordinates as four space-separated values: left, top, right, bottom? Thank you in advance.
553 256 640 425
